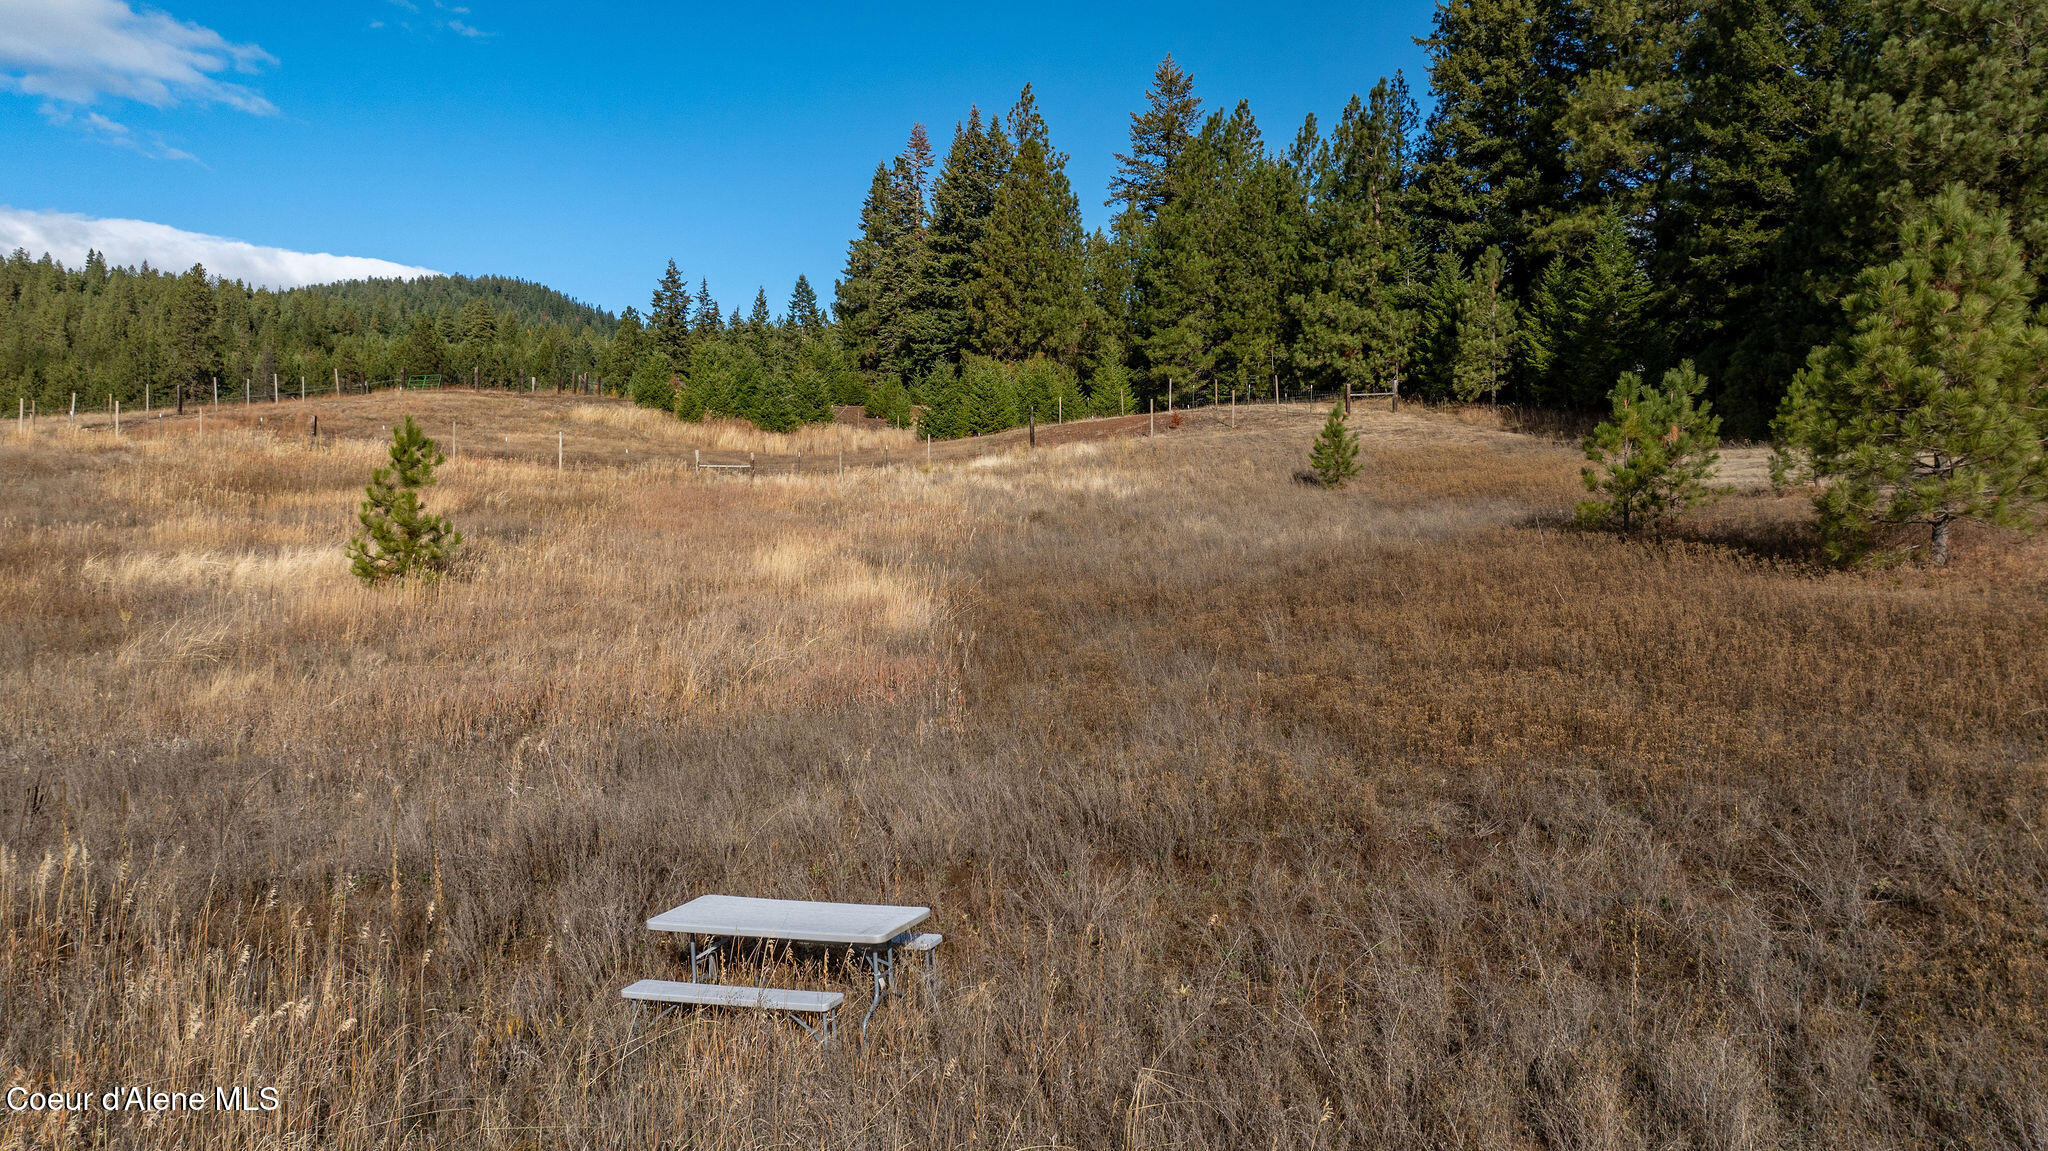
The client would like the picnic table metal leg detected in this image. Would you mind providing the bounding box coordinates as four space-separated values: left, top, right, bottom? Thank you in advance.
689 934 721 982
859 947 891 1039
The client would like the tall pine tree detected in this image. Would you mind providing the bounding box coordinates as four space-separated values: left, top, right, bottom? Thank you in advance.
1108 54 1204 221
649 259 692 369
971 86 1090 363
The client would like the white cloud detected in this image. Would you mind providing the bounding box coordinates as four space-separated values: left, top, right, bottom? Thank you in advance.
38 103 199 160
0 207 440 289
374 0 492 38
0 0 276 112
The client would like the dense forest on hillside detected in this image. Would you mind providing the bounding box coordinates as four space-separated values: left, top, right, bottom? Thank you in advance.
0 261 617 407
4 0 2041 440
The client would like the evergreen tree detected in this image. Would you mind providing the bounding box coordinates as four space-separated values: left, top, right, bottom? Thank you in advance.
1108 54 1204 220
347 416 462 585
1825 0 2048 290
1577 361 1722 532
1452 245 1516 403
1523 209 1654 408
786 275 823 333
836 163 896 370
1657 0 1844 434
399 315 446 380
456 298 497 345
649 259 692 368
1135 104 1302 403
692 280 722 336
165 262 216 411
1089 358 1135 417
1412 0 1566 261
629 357 675 410
964 356 1021 434
836 126 933 375
604 307 650 398
909 109 1012 368
972 86 1090 363
1309 403 1363 486
917 364 971 439
866 371 916 429
1774 187 2048 565
1410 251 1468 399
1292 77 1421 400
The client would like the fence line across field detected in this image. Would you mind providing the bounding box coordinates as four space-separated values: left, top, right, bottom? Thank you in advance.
13 381 1366 460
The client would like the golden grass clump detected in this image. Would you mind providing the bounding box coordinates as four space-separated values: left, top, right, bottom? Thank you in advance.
2 392 2044 1149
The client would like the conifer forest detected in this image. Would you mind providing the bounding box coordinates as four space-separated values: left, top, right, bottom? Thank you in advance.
8 0 2042 442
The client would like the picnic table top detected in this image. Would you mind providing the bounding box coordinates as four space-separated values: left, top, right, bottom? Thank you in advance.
648 894 930 946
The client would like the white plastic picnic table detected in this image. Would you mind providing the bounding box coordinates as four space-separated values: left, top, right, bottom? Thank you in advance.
648 893 929 945
648 894 931 1034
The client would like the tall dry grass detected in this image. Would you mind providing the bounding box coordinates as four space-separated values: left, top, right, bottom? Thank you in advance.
2 396 2044 1149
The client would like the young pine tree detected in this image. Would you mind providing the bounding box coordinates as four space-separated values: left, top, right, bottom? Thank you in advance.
1775 186 2048 565
1089 358 1136 417
1524 210 1653 409
1452 245 1516 404
1577 361 1722 533
347 416 463 585
1309 403 1363 487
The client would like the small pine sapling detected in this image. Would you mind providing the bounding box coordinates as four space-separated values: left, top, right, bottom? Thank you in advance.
347 416 463 585
1577 361 1721 533
1309 403 1363 487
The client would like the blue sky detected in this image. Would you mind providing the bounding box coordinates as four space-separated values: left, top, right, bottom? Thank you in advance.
1 0 1437 314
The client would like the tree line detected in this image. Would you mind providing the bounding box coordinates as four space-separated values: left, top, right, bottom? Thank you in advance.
794 0 2043 441
7 0 2042 461
0 257 619 410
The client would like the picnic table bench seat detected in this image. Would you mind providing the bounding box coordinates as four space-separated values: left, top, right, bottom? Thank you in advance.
621 979 843 1039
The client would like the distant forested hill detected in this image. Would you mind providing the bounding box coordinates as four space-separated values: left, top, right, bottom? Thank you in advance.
0 251 617 408
296 274 616 335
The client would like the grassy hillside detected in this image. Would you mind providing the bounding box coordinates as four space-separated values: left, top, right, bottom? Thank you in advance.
2 393 2043 1149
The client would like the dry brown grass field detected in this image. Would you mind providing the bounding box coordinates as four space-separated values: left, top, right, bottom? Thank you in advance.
2 393 2044 1150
